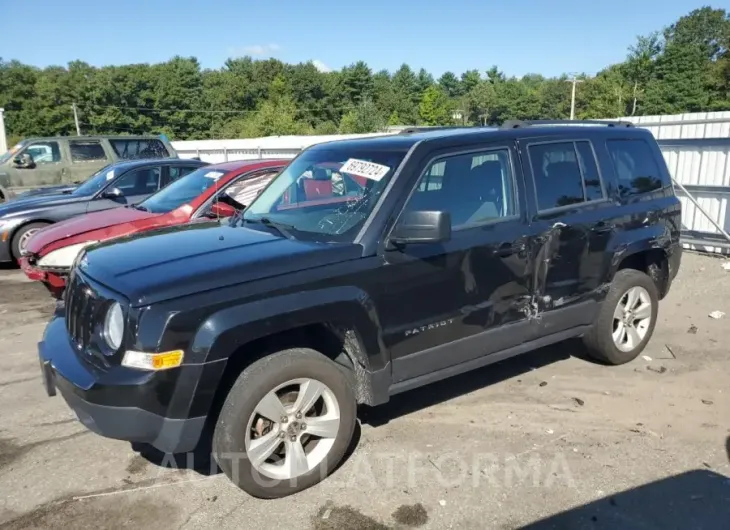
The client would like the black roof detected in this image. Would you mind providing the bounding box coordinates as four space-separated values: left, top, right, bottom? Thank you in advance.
106 158 207 172
309 121 649 153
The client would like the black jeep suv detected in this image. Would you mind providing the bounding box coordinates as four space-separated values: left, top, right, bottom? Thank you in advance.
38 121 681 498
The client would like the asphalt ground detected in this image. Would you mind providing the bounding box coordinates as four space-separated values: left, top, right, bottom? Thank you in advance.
0 251 728 529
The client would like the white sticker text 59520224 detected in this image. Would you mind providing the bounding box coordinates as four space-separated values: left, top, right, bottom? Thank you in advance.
339 159 391 182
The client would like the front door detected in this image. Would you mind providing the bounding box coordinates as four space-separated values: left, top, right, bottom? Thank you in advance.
7 140 65 189
87 165 163 213
519 138 611 337
375 143 533 384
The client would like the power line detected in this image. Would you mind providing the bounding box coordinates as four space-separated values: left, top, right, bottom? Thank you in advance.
80 103 361 115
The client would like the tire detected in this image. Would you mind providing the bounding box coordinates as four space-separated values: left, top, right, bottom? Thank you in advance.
11 222 50 260
212 348 357 499
582 269 659 365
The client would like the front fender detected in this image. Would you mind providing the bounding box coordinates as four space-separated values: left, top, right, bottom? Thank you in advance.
189 286 387 371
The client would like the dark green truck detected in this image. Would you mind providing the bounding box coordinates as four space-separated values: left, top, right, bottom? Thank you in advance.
0 135 178 202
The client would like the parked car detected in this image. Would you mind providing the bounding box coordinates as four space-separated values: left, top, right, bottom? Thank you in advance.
20 159 286 298
0 135 178 202
0 158 207 263
38 121 682 498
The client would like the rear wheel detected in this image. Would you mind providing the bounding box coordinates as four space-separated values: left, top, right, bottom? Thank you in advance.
212 348 357 498
583 269 659 365
11 222 50 260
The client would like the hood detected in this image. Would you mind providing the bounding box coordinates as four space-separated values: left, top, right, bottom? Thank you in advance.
15 184 78 199
79 223 362 306
0 192 87 218
26 206 157 254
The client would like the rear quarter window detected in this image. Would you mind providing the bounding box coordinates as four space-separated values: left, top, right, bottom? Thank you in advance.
110 139 170 160
606 139 666 198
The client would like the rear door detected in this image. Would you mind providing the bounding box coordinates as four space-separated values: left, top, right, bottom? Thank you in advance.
165 164 203 186
67 139 112 183
518 137 613 337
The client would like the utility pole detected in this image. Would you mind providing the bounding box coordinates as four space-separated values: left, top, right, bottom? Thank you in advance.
566 75 583 120
72 103 81 136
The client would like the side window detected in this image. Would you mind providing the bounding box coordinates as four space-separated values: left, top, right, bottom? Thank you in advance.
113 167 162 195
528 141 605 211
110 139 169 159
575 141 603 201
404 148 516 228
169 166 199 182
69 141 108 163
21 141 62 164
417 161 445 191
606 139 664 197
223 171 279 208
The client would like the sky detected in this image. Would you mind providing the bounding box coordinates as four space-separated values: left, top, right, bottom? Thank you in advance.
0 0 714 78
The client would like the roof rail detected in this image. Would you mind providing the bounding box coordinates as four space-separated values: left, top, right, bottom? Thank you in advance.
500 119 634 129
397 126 471 134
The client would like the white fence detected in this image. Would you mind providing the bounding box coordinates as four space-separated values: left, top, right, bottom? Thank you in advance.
174 113 730 254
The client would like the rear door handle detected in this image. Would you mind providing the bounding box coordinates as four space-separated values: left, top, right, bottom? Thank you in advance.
592 221 613 233
494 241 523 257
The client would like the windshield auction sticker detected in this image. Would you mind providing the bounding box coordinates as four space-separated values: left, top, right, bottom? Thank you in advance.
204 171 225 180
339 159 390 181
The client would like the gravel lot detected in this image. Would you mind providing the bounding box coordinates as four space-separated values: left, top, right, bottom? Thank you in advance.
0 252 729 529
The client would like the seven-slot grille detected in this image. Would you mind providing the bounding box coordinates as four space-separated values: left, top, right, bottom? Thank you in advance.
65 271 101 350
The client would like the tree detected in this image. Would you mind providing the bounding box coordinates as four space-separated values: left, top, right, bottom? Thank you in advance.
419 86 452 125
438 71 461 98
338 99 385 133
623 33 661 115
1 7 729 141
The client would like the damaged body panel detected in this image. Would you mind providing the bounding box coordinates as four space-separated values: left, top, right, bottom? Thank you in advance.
38 122 682 459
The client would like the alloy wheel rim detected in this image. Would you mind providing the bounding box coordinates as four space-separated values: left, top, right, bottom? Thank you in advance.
244 378 341 481
18 228 41 254
612 286 652 352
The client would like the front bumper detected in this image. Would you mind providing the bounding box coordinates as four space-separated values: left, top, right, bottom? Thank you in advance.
19 257 68 298
38 315 208 454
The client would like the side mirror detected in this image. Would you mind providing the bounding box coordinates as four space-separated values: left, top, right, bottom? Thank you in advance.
13 155 34 169
101 187 124 200
390 211 451 246
208 202 237 218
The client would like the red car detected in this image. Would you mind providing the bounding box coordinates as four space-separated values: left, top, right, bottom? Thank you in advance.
20 159 287 298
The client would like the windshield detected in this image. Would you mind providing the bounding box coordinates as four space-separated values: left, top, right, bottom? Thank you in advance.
71 164 118 196
240 147 408 242
0 142 26 165
139 166 232 214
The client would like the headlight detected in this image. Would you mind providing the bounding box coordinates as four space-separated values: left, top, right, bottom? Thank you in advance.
103 302 124 351
37 241 99 269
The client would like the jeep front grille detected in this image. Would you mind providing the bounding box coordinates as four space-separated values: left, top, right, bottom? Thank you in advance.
65 272 100 350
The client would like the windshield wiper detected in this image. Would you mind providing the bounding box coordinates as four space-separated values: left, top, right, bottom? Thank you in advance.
244 217 295 239
131 204 148 212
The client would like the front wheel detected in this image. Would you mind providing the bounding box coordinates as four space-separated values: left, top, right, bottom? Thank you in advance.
212 348 357 498
11 222 50 260
582 269 659 365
